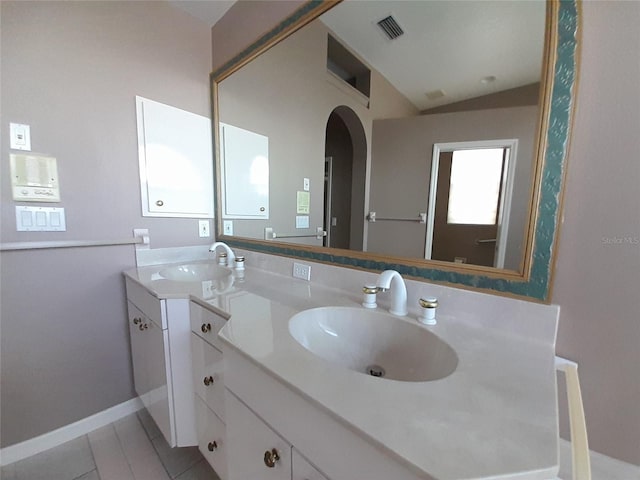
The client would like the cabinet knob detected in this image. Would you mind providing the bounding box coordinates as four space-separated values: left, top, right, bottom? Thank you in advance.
133 317 142 325
155 200 164 207
203 375 214 386
207 441 218 452
201 323 212 333
263 448 280 468
138 323 148 331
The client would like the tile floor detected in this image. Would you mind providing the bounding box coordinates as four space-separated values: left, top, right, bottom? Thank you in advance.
1 410 220 480
3 412 638 480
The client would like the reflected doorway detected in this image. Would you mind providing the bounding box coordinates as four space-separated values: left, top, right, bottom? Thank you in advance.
425 140 518 268
323 107 367 250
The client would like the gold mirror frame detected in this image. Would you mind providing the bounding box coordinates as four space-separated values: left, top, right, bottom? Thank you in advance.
211 0 580 302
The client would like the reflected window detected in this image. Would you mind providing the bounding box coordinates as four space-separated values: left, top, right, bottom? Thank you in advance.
447 148 506 225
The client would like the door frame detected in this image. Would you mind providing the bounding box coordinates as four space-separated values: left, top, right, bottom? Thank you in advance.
425 139 519 269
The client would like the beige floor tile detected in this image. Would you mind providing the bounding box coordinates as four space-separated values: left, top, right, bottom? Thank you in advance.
128 451 171 480
114 413 158 462
0 436 95 480
88 424 135 480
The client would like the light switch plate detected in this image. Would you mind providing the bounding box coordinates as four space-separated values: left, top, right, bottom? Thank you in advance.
303 177 310 191
10 123 31 151
223 220 233 235
16 206 65 231
198 220 210 237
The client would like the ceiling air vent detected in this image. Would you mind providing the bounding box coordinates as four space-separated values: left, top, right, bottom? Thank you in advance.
377 15 404 40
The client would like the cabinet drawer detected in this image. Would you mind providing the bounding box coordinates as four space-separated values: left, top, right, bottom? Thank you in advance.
225 389 291 480
191 333 225 421
190 301 227 350
126 277 165 329
195 396 228 480
292 448 330 480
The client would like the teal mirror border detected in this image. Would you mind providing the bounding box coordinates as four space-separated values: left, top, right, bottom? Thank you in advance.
214 0 579 302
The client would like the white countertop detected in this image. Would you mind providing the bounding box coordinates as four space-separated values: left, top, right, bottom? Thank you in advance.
124 259 559 480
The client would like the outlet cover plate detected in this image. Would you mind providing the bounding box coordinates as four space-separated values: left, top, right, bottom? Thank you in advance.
292 262 311 281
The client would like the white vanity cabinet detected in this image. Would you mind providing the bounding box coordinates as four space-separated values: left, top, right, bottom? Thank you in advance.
189 301 229 480
194 395 228 480
125 278 197 447
225 390 329 480
222 346 426 480
292 449 330 480
127 302 173 444
225 391 292 480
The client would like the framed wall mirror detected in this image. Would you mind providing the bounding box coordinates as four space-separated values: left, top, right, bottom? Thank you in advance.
212 0 579 302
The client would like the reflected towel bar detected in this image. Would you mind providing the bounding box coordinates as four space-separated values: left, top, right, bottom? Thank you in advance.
273 232 326 239
474 238 497 245
367 212 427 224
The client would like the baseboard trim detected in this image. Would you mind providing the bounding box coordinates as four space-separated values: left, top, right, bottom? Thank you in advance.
0 397 143 467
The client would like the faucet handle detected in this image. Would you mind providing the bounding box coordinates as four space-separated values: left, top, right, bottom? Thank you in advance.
362 284 379 309
418 297 438 325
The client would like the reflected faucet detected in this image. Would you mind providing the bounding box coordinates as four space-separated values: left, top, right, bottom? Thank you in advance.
209 241 236 267
376 270 408 316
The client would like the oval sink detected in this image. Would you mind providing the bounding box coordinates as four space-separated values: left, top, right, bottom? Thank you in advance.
288 307 458 382
158 263 231 282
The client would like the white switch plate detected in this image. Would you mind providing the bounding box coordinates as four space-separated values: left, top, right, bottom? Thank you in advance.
295 215 309 229
293 262 311 281
223 220 233 235
15 206 65 231
198 220 210 237
303 178 310 191
10 123 31 151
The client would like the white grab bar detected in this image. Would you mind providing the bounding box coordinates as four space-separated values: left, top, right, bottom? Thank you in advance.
0 237 145 251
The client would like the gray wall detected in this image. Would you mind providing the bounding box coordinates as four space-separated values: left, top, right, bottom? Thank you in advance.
552 0 640 465
369 106 537 270
212 0 640 465
217 18 417 245
0 1 212 447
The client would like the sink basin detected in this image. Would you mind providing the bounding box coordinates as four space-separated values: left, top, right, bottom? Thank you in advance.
288 307 458 382
158 263 231 282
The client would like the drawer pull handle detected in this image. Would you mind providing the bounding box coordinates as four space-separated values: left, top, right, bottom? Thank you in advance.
208 441 218 452
133 317 142 325
203 376 214 386
263 448 280 468
138 323 148 331
201 323 212 333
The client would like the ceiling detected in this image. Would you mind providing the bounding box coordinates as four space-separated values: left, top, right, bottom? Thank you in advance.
168 0 234 27
169 0 546 111
320 1 546 110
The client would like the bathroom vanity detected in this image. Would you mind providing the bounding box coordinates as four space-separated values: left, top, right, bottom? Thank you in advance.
124 277 197 448
124 250 561 480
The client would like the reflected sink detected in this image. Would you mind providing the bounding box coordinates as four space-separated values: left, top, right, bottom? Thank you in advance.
288 307 458 382
158 263 231 282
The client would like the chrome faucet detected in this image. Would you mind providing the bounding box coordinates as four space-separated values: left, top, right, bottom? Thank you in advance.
209 241 236 267
376 270 408 316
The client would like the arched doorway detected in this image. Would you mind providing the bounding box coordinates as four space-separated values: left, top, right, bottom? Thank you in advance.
324 106 367 250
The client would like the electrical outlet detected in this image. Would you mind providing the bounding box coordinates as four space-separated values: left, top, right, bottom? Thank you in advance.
201 280 214 298
198 220 210 238
292 262 311 281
